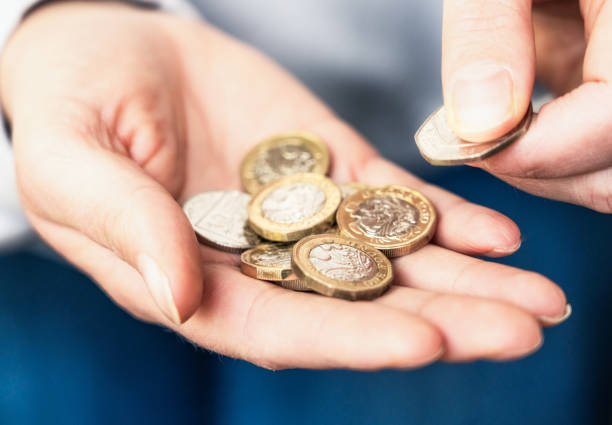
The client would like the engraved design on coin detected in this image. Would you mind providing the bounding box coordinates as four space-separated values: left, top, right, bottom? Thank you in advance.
252 244 292 267
352 196 419 239
261 183 326 224
185 191 260 249
309 243 378 282
254 143 316 185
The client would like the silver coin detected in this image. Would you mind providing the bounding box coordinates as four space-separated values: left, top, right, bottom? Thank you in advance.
352 195 419 239
414 103 533 165
254 143 317 186
261 183 325 224
183 190 261 253
250 243 293 268
308 243 378 282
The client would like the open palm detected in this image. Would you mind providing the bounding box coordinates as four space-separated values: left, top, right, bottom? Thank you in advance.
1 3 568 369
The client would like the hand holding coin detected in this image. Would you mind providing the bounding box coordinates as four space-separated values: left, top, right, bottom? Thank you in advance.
2 2 569 370
437 0 612 212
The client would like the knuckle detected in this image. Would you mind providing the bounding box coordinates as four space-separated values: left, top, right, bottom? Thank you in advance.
94 184 157 255
581 175 612 213
451 1 525 35
116 89 176 158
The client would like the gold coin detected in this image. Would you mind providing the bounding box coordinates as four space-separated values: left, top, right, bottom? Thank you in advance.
183 190 261 253
277 273 311 292
247 173 341 242
241 243 311 291
292 234 393 301
336 185 436 257
339 182 369 200
240 132 330 195
241 243 295 281
414 103 533 165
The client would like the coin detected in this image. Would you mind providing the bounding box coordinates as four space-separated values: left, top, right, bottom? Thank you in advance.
248 173 342 242
339 182 369 200
241 243 311 291
336 185 436 257
414 102 533 165
240 132 330 195
241 243 295 281
277 275 311 292
183 190 261 253
292 234 393 301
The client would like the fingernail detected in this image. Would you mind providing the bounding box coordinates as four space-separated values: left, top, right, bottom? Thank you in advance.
137 254 182 326
469 212 521 257
487 239 522 257
539 304 572 326
490 337 543 362
427 346 446 364
450 62 514 140
393 347 446 371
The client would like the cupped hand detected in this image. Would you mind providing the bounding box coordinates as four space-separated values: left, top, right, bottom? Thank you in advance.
0 2 568 370
442 0 612 212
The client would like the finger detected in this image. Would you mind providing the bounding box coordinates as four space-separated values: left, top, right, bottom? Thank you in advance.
179 267 444 370
477 84 612 181
392 244 568 322
13 117 203 325
31 220 446 370
476 1 612 180
442 0 534 141
492 167 612 213
533 0 585 95
354 157 522 257
377 286 543 361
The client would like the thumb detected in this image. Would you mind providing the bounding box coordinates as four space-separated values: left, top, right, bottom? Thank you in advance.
13 114 203 325
442 0 535 142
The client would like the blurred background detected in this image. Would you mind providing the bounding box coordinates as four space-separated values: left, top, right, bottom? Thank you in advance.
1 1 611 424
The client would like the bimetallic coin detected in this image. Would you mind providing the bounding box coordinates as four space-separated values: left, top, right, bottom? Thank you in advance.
277 273 311 292
336 185 436 257
240 132 330 194
339 182 369 200
183 191 261 253
241 243 311 291
415 103 533 165
241 243 294 281
292 234 393 300
248 173 342 242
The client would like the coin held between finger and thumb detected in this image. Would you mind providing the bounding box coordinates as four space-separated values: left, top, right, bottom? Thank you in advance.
415 101 533 166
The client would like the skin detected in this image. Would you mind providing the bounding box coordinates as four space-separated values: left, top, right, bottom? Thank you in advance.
443 0 612 213
0 2 569 370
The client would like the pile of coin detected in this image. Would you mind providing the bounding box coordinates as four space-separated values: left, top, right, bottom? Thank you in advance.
183 132 437 300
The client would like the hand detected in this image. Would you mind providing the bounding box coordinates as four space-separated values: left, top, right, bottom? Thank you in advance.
442 0 612 212
1 2 568 369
